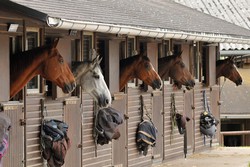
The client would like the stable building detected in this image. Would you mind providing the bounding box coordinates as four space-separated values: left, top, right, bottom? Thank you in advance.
173 0 250 147
1 0 250 167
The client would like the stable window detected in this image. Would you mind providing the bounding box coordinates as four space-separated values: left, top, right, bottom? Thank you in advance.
26 28 40 94
127 37 135 57
83 33 93 61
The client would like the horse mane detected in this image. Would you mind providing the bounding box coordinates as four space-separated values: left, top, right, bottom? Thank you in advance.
10 45 49 81
216 59 234 66
120 54 149 66
159 55 175 61
216 59 225 66
216 58 234 67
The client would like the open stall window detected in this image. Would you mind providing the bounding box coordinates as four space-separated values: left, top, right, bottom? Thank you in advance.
201 43 211 85
9 36 22 100
158 40 171 83
72 33 94 97
190 41 201 83
121 37 136 89
26 28 40 94
83 33 93 61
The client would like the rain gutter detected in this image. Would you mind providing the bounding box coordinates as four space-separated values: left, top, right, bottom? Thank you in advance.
221 114 250 119
47 17 250 44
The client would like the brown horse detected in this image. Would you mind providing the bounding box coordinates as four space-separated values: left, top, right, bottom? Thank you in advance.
216 57 242 86
120 53 162 91
158 52 195 90
10 39 76 98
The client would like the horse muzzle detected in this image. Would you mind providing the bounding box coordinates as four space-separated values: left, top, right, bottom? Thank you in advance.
152 79 162 89
185 80 195 90
64 82 76 93
235 78 242 86
98 94 111 108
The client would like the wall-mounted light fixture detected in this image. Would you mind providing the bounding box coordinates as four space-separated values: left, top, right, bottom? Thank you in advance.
193 41 197 47
69 29 77 36
8 23 19 32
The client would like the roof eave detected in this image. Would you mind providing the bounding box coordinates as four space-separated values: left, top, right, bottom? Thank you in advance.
47 17 250 44
1 0 48 22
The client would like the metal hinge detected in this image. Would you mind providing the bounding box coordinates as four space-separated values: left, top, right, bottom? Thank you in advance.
20 119 26 126
77 144 82 148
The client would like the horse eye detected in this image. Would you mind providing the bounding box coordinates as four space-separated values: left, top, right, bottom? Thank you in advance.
145 63 150 70
59 58 64 64
93 73 99 79
180 62 185 68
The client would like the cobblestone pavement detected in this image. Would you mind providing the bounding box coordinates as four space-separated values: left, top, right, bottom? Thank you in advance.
153 147 250 167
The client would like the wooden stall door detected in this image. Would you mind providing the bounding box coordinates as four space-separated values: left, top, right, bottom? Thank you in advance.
184 90 194 154
210 85 220 145
25 96 65 167
64 97 82 167
2 102 23 167
152 91 163 164
127 88 153 167
0 35 10 101
81 93 112 167
111 93 127 167
193 84 211 152
163 84 186 160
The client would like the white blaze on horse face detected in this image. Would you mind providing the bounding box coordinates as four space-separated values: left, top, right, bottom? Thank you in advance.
233 64 239 73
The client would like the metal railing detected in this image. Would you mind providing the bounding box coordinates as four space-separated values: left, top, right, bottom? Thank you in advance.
220 130 250 146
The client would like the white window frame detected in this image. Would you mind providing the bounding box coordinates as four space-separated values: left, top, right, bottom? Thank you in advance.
26 27 40 94
82 31 94 61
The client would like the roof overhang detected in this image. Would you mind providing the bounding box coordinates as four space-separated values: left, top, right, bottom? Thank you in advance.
220 50 250 56
221 114 250 119
47 16 250 44
0 0 47 22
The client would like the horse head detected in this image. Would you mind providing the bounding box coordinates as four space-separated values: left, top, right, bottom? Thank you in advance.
72 56 111 108
120 54 162 91
129 54 162 90
41 38 76 94
158 52 195 90
216 57 242 86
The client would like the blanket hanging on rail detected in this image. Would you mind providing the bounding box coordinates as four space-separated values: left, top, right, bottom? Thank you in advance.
40 119 71 167
200 90 219 146
94 107 124 146
136 95 157 156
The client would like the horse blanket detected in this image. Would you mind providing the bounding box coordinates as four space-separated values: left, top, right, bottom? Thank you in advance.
41 119 71 167
95 107 124 145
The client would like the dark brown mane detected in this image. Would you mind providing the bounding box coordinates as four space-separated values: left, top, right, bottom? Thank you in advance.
10 45 48 79
120 54 148 67
216 59 228 66
159 55 175 62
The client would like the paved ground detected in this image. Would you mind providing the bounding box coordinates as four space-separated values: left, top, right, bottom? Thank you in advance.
154 147 250 167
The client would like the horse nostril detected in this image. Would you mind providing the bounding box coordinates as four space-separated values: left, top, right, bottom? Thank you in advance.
154 79 162 89
192 80 195 86
105 99 109 105
72 82 76 89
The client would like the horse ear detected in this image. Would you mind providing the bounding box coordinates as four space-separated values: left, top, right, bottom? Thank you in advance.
52 38 59 48
226 56 235 63
230 56 235 61
95 55 102 64
176 51 183 57
92 55 102 66
97 56 103 65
